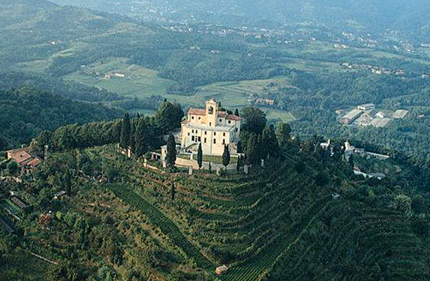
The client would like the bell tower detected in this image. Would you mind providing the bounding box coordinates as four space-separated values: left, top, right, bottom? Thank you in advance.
206 99 218 127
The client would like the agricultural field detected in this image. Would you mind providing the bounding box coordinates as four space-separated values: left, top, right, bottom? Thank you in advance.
0 251 53 281
63 58 175 98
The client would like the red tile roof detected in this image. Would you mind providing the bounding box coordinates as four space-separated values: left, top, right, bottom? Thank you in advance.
7 150 33 164
188 108 206 116
7 147 42 169
226 115 241 121
26 157 42 168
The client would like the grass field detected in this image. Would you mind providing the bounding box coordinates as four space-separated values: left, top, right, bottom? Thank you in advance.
62 59 297 121
64 58 175 98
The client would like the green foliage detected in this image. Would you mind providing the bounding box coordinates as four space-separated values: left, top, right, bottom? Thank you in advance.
394 194 412 213
155 101 184 134
0 87 121 147
241 106 267 135
315 171 330 186
6 161 18 174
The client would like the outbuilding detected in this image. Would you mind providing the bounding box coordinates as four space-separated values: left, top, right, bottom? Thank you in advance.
215 265 229 275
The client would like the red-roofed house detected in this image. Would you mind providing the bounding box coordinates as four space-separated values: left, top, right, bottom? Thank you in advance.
6 147 42 174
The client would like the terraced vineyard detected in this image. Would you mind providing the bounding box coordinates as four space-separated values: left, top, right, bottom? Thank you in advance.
82 142 430 281
113 150 430 281
107 183 213 269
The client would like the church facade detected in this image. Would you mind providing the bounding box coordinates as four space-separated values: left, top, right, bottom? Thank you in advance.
181 99 241 156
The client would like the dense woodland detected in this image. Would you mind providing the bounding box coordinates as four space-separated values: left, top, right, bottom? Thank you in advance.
0 87 122 148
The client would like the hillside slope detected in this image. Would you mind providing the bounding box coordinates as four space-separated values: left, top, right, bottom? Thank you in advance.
0 87 121 147
1 136 430 281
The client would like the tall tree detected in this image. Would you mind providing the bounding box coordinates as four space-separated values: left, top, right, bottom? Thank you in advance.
276 122 291 147
63 170 72 195
241 106 267 134
348 153 355 169
222 145 230 171
236 155 241 172
246 133 258 165
166 134 177 168
155 101 184 133
134 118 148 157
261 127 271 159
120 113 131 149
170 184 176 201
129 121 136 153
234 108 240 117
257 133 264 161
197 143 203 169
268 124 279 157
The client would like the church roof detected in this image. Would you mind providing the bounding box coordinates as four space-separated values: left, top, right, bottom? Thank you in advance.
226 115 241 121
188 108 206 116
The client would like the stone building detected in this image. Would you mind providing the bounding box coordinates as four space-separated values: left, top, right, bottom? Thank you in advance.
181 99 241 156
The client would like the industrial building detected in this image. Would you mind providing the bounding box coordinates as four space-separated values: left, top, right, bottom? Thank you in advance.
393 110 408 119
341 109 364 124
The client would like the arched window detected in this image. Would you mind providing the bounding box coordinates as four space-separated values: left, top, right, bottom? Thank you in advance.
208 106 214 114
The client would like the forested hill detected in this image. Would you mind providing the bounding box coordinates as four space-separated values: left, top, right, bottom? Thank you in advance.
0 87 122 148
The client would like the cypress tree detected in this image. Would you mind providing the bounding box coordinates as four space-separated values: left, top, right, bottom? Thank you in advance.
135 118 148 157
197 143 203 169
170 184 176 201
257 134 264 161
348 153 354 169
166 134 177 168
120 113 131 149
222 145 230 170
63 170 72 195
236 156 241 172
261 127 271 159
246 133 258 165
234 108 240 117
129 121 136 153
276 122 291 147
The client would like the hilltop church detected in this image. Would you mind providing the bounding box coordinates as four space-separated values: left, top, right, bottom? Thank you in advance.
180 99 241 156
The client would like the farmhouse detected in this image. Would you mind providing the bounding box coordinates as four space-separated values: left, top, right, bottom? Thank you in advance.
6 147 42 173
180 99 241 156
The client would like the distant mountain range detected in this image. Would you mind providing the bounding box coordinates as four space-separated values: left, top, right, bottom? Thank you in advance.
51 0 430 39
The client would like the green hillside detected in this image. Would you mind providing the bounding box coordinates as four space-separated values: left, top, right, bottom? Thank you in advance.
0 87 121 147
2 124 430 280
